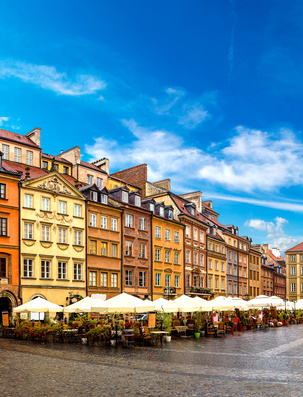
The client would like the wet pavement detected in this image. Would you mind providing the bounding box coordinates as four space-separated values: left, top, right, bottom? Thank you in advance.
1 325 303 396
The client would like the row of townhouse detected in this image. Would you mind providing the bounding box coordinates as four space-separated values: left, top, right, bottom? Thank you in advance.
0 127 286 321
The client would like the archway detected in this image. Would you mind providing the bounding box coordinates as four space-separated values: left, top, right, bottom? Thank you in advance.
0 297 11 324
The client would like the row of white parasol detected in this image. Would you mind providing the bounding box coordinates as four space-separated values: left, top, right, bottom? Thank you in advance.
13 293 298 315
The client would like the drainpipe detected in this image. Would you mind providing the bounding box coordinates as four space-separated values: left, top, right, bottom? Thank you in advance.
121 208 124 293
151 212 153 300
85 198 88 297
183 225 186 295
18 181 22 304
237 250 239 297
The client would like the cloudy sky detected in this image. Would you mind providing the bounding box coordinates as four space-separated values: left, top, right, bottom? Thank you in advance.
1 1 303 254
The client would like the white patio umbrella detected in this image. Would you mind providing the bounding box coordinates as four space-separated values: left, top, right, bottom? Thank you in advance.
91 292 156 314
192 296 212 311
64 296 106 313
208 296 235 311
247 295 271 309
152 298 169 311
230 297 249 310
162 294 201 313
267 296 284 307
13 297 63 313
295 299 303 310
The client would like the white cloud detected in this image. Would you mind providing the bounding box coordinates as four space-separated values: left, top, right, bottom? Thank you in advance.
0 117 9 126
0 59 106 96
245 217 300 252
178 104 209 129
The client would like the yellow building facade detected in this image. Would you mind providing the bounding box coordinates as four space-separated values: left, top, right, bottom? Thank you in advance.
20 172 86 306
206 231 227 297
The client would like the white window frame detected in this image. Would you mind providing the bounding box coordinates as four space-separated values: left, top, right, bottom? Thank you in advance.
139 217 146 231
111 218 118 231
74 230 82 246
14 147 21 162
111 273 118 287
155 248 161 261
74 204 81 217
58 262 67 280
155 226 161 239
101 272 108 287
101 216 107 229
125 270 133 286
24 194 33 209
97 177 103 188
125 214 133 228
41 260 51 279
165 250 170 263
155 273 161 286
26 150 33 165
139 271 146 287
174 231 179 243
41 225 50 241
122 191 128 203
58 227 67 244
101 194 108 204
90 213 97 227
2 144 9 160
174 252 179 264
90 271 97 286
135 195 141 207
24 222 33 239
23 258 33 278
58 201 67 214
175 275 180 288
42 197 50 211
74 263 82 280
125 241 133 256
139 243 146 258
165 229 170 241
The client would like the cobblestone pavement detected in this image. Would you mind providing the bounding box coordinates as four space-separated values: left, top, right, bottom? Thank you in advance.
2 325 303 396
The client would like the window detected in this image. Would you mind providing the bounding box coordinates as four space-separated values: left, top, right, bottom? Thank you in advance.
139 271 146 287
221 262 224 272
243 269 246 278
74 204 81 217
186 226 190 238
91 191 98 202
101 194 108 204
139 243 146 258
101 272 108 287
215 245 218 252
228 283 232 294
53 164 59 171
90 240 97 254
239 284 242 295
244 285 246 295
0 218 7 236
41 225 50 241
26 150 33 165
291 283 296 292
125 214 133 228
14 147 21 162
186 250 190 263
155 273 161 286
208 277 212 288
74 230 82 245
135 195 141 207
239 268 242 277
0 258 6 277
301 283 303 292
208 259 212 270
301 266 303 276
221 279 224 290
90 213 97 227
186 274 190 288
168 210 173 219
41 260 50 278
58 201 66 214
291 266 296 276
111 218 118 231
125 270 133 286
159 206 164 217
165 250 170 263
87 174 93 184
155 248 161 261
174 252 179 264
74 263 82 280
101 216 107 229
58 262 67 279
193 228 197 241
111 273 118 287
58 228 67 244
174 231 179 243
100 242 107 256
244 256 247 264
291 255 296 262
194 252 198 265
122 191 128 203
200 276 204 287
24 194 33 208
175 275 180 288
111 243 117 257
97 177 103 188
165 274 170 287
200 254 204 266
139 218 146 231
42 197 50 211
215 278 218 289
90 271 97 286
63 166 69 174
2 144 9 160
23 259 33 277
165 229 170 241
200 231 203 243
24 222 33 239
150 203 155 213
0 184 6 199
155 226 161 239
301 255 303 261
125 241 133 256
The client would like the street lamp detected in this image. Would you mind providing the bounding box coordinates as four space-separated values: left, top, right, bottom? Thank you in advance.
244 293 250 301
283 298 288 312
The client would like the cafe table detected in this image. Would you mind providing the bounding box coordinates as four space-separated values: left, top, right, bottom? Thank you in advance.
149 330 169 346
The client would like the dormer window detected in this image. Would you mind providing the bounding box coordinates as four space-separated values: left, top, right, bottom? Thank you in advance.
97 177 103 188
91 191 98 202
101 194 108 204
122 191 128 203
150 203 155 212
159 207 164 217
190 207 195 215
87 175 93 184
168 210 173 220
135 195 141 207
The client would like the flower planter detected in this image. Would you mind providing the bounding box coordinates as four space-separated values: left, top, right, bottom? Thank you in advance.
164 335 171 342
194 332 200 339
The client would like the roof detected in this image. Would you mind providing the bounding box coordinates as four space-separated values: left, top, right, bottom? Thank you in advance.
268 249 285 261
250 247 262 255
80 160 107 174
202 202 219 215
206 231 225 242
285 242 303 253
42 153 72 165
0 128 40 148
170 193 208 226
203 213 230 231
261 263 275 270
109 175 141 190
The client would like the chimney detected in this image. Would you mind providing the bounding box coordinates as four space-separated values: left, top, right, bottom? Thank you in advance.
92 157 109 174
25 167 30 181
59 146 81 165
152 179 171 191
179 191 202 212
26 127 41 147
263 244 269 254
203 200 213 209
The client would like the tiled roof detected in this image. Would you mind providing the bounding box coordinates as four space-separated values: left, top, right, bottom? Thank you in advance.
206 231 225 242
0 128 40 148
202 202 219 215
203 213 230 231
42 153 72 165
170 193 208 226
109 175 141 189
261 263 274 270
2 160 23 174
285 242 303 253
250 247 261 254
80 160 107 174
8 162 48 180
268 249 285 261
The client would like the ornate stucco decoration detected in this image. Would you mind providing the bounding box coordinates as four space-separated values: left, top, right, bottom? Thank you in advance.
37 177 72 196
36 211 73 231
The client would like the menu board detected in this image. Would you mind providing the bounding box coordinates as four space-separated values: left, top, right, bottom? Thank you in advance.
2 311 9 327
148 313 156 328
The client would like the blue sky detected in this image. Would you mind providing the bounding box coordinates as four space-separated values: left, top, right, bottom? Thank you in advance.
1 1 303 254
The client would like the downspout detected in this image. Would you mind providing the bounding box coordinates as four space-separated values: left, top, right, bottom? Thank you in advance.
150 212 153 300
85 198 88 296
237 250 239 297
121 208 124 293
183 225 186 295
205 235 208 292
18 181 22 303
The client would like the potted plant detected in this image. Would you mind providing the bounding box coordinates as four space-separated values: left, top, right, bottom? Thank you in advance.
162 313 172 342
240 314 247 331
194 312 202 338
